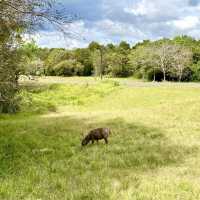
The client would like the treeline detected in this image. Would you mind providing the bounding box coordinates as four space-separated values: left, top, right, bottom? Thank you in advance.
21 35 200 82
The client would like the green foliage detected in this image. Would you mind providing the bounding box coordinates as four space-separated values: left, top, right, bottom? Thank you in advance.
190 62 200 81
129 45 153 80
45 49 73 75
129 41 193 81
119 41 130 51
88 41 102 51
0 44 21 113
74 48 93 76
0 0 74 113
53 60 84 76
20 41 41 59
106 52 130 77
19 41 46 76
16 35 200 82
18 35 200 82
89 43 106 78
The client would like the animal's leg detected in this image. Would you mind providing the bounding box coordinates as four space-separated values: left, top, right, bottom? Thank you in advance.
104 138 108 144
92 139 94 144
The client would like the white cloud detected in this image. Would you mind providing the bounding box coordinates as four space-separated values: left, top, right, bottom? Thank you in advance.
94 19 147 42
25 21 89 49
25 0 200 48
28 20 114 48
124 0 157 16
168 16 199 30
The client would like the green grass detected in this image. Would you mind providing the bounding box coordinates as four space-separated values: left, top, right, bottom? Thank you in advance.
1 77 200 199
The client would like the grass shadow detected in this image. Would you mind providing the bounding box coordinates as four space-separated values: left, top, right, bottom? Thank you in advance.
72 117 199 171
0 115 199 178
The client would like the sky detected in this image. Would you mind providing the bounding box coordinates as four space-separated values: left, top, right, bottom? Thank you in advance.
33 0 200 48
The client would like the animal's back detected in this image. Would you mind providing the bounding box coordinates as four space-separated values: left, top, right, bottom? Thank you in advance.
82 127 111 146
90 128 110 138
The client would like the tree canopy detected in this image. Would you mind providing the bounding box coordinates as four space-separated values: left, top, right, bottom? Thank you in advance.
19 35 199 82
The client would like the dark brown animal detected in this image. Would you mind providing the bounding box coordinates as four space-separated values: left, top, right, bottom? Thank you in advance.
81 128 111 146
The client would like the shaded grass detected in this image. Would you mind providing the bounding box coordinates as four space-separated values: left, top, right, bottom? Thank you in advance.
1 78 200 199
1 115 198 200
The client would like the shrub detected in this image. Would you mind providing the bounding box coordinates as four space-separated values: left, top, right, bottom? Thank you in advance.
181 67 193 82
53 60 84 76
190 62 200 81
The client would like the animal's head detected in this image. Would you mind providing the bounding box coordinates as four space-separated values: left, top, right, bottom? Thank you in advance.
81 132 89 146
81 137 89 146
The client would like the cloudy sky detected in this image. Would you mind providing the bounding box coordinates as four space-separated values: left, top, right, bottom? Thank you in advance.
34 0 200 48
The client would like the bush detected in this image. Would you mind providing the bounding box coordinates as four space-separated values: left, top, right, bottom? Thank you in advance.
107 64 130 77
20 58 45 76
190 62 200 81
53 60 84 76
181 67 193 82
45 49 73 75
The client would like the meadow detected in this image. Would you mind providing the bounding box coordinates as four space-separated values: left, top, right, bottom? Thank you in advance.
1 77 200 200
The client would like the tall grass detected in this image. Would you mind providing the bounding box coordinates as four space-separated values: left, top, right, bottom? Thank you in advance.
1 78 200 199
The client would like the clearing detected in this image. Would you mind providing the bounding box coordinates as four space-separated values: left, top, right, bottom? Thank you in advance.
1 77 200 200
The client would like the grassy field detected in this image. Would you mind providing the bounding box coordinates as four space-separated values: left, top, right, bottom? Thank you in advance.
1 77 200 200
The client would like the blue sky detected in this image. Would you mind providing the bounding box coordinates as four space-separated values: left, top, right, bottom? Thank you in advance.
33 0 200 48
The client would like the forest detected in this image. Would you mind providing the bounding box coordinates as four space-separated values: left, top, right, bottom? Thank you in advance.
20 35 200 82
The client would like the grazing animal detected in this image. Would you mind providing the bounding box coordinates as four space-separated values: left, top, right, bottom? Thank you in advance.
81 128 111 146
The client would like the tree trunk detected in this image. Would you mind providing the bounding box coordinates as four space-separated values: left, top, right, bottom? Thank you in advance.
100 49 103 80
163 70 166 81
153 67 156 82
178 70 182 82
142 72 145 81
178 74 182 82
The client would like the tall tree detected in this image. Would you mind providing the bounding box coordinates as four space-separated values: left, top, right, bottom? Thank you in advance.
0 0 74 112
171 46 193 82
154 42 175 81
89 42 105 79
129 45 155 80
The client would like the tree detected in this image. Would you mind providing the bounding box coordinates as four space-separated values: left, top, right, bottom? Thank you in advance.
45 49 73 75
53 59 84 76
88 41 101 51
106 43 115 51
19 41 45 76
0 0 74 113
89 42 105 79
129 45 157 80
171 46 193 82
119 41 130 51
106 42 131 77
74 48 93 76
153 42 193 82
0 43 20 113
153 42 176 81
106 52 130 77
92 48 105 78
